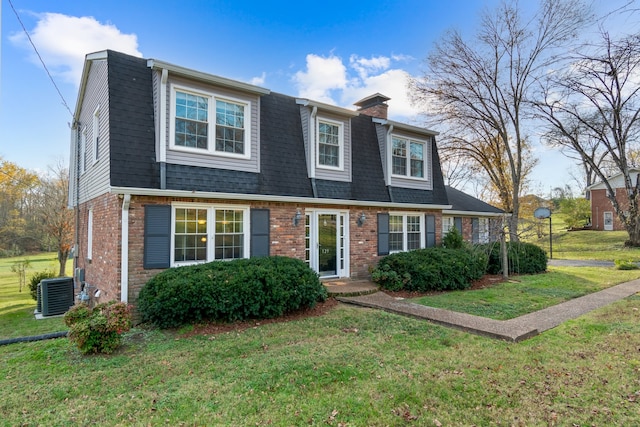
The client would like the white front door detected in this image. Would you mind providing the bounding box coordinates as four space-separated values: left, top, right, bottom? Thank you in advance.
306 211 349 278
604 212 613 231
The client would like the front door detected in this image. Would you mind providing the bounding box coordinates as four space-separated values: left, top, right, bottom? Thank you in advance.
306 211 348 278
604 212 613 231
318 214 337 276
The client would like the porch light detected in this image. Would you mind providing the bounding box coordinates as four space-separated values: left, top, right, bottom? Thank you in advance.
293 209 303 226
357 212 366 227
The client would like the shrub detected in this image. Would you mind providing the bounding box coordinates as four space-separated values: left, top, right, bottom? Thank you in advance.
441 227 464 249
372 247 487 292
614 259 638 270
64 301 132 354
138 256 327 329
482 241 547 275
28 269 57 301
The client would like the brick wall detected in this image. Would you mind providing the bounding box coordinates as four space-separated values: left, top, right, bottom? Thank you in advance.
590 188 627 231
78 194 444 306
75 193 122 304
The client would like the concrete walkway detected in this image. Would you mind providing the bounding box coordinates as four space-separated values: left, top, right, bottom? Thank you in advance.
332 279 640 342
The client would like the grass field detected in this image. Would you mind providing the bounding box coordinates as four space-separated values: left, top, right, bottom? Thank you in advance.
2 238 640 425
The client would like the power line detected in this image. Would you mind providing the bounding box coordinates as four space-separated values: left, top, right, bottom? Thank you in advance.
7 0 73 117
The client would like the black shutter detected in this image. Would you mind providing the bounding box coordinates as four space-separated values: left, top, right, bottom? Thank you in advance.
250 209 270 258
454 217 463 234
377 213 389 255
144 205 171 269
425 214 436 248
472 218 479 243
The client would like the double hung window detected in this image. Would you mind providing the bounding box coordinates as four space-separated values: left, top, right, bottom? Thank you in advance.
173 204 248 265
317 120 341 168
172 87 249 158
389 214 423 252
392 137 425 178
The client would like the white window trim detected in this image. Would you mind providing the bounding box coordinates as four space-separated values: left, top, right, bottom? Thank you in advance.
92 105 100 165
390 135 428 181
169 84 251 160
80 127 87 175
170 202 250 267
442 216 455 235
389 212 425 253
315 116 345 172
87 209 93 261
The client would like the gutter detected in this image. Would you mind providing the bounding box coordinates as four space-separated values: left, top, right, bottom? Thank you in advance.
110 186 452 211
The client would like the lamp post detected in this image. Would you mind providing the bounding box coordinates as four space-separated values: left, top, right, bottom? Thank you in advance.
534 207 552 259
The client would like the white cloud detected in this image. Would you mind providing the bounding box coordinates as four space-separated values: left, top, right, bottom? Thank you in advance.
10 12 141 86
249 72 267 86
293 53 421 120
292 54 347 104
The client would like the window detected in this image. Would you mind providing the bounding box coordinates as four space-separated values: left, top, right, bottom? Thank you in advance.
477 218 489 244
317 119 342 168
92 105 100 164
171 86 249 158
442 217 454 235
172 204 248 265
392 137 425 178
87 209 93 260
389 214 423 252
80 127 87 174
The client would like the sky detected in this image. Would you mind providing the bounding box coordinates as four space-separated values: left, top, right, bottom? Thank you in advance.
0 0 637 196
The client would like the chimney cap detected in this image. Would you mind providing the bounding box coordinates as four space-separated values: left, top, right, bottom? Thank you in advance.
354 93 391 109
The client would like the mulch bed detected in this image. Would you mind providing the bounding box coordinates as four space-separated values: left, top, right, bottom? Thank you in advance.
178 274 507 338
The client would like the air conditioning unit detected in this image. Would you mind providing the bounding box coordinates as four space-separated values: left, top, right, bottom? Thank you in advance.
38 277 75 317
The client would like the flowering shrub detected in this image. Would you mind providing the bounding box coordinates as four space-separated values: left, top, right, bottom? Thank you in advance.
64 301 132 354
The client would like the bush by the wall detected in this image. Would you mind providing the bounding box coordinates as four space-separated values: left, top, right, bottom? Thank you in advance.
371 247 487 292
28 269 57 301
64 301 132 354
483 241 547 275
138 256 327 329
441 227 464 249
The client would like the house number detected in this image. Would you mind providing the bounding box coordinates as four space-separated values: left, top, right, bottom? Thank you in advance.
322 249 330 254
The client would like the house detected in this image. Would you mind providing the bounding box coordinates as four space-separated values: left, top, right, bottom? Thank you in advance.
442 186 504 244
68 50 504 306
587 169 639 231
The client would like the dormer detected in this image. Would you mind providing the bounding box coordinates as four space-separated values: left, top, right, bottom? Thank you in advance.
372 117 438 191
147 59 271 174
296 99 359 183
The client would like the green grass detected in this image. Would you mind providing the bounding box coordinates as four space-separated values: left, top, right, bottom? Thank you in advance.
0 253 72 339
411 265 640 319
2 301 640 425
529 213 640 261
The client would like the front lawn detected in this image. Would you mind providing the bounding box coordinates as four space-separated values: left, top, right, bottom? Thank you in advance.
409 265 640 319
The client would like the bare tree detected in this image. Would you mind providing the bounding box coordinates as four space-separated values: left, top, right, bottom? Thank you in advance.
534 31 640 245
410 0 588 241
36 164 75 275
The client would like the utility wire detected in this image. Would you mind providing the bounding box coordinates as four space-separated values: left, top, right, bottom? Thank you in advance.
7 0 73 117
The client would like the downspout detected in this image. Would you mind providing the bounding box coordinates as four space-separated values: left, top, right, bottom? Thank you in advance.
74 121 82 284
120 194 131 303
159 69 168 189
386 124 394 202
310 106 318 198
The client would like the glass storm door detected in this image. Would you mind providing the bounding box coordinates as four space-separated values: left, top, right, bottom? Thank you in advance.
318 214 338 277
604 212 613 231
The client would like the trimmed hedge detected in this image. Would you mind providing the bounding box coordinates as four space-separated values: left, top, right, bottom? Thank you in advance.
138 256 327 329
371 247 487 292
482 241 547 275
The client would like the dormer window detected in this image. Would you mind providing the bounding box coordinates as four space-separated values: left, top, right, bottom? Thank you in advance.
171 85 250 159
317 119 342 169
392 136 425 179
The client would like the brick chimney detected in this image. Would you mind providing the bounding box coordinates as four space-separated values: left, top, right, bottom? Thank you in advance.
354 93 390 119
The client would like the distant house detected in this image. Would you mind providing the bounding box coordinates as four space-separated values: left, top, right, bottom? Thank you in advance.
587 169 640 231
68 50 505 307
442 186 504 243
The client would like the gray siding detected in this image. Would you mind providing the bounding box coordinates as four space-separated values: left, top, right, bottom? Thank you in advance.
375 124 433 191
76 59 111 204
299 105 311 176
314 112 352 183
151 70 160 162
163 75 260 173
